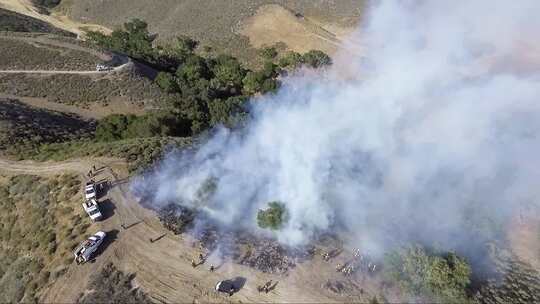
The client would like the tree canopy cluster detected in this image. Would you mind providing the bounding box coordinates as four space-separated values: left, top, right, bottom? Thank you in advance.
257 201 288 230
88 19 332 138
94 113 191 142
383 246 472 303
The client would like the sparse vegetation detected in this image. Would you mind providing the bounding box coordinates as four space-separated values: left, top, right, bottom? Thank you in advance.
25 136 191 173
31 0 61 9
0 98 95 157
68 0 362 65
383 245 472 303
0 8 74 36
0 72 167 108
0 37 102 70
474 246 540 304
77 263 151 303
0 174 89 302
257 201 288 230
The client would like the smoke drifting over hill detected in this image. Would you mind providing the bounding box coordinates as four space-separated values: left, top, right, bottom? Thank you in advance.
138 1 540 255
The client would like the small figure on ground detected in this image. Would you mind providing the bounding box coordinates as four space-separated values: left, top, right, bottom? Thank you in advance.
209 264 215 272
263 280 272 293
323 252 330 261
191 259 197 268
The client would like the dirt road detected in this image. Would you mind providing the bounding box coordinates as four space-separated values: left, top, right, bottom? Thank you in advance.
0 157 382 303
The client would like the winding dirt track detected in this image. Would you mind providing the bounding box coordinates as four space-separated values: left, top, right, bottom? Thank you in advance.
0 35 130 75
0 157 370 303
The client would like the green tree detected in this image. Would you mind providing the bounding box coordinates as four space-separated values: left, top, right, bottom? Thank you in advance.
208 96 248 127
87 19 155 63
257 201 288 230
258 46 278 61
176 55 210 83
154 72 177 92
242 71 264 95
383 246 472 303
210 55 246 95
302 50 332 68
242 62 280 95
278 51 303 68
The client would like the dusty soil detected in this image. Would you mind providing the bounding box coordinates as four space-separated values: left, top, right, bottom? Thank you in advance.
239 4 355 55
0 0 109 35
0 157 394 303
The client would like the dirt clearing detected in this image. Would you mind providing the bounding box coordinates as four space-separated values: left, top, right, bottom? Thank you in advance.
0 157 394 303
239 4 356 55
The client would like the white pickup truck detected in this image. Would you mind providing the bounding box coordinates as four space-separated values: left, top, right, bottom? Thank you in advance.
85 181 97 200
96 64 113 71
83 198 102 221
74 231 107 264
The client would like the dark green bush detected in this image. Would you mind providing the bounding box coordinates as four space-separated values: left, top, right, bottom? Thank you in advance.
383 246 472 303
257 201 288 230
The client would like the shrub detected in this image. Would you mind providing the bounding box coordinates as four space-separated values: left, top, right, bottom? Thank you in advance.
302 50 332 68
258 46 278 61
383 246 472 303
77 263 151 303
257 201 288 230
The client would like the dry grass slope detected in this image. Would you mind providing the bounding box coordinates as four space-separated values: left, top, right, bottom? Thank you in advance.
0 173 90 302
67 0 364 64
0 98 95 157
0 36 102 70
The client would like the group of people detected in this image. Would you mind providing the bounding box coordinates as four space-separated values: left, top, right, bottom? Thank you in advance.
257 280 275 293
191 253 215 272
331 247 378 276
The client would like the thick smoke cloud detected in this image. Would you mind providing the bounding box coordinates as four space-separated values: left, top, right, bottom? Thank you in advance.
137 1 540 255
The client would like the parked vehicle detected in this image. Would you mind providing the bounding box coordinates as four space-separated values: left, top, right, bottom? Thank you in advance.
85 181 97 200
74 231 106 264
83 198 102 221
215 280 237 296
95 64 113 71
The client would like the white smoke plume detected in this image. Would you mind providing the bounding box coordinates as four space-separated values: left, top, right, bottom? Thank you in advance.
138 1 540 256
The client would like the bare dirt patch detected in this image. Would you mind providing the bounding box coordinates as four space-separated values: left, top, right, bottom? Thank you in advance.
239 4 356 55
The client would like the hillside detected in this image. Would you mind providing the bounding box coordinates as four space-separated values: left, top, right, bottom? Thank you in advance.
0 7 73 35
65 0 364 64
